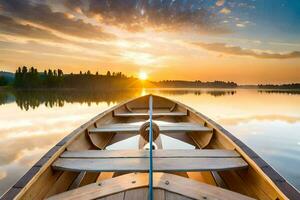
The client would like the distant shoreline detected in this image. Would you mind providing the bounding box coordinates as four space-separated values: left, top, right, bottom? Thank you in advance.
2 86 300 92
1 68 300 90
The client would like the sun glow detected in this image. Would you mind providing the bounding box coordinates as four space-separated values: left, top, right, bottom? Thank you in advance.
139 71 148 80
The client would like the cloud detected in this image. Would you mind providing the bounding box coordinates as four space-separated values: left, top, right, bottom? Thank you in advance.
192 42 300 59
236 23 245 28
63 0 84 11
0 171 7 180
216 0 225 7
0 0 114 40
220 7 231 14
0 15 67 42
80 0 231 34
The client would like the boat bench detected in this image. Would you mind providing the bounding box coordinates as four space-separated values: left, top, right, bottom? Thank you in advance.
47 172 255 200
114 111 187 117
52 149 248 172
114 104 187 117
113 107 188 117
89 122 212 134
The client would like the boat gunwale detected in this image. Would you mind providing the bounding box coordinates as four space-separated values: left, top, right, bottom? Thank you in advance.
1 94 299 200
172 97 300 200
0 95 141 200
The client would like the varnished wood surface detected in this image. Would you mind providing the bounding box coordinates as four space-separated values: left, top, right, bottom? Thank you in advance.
60 149 240 158
89 122 212 133
47 173 254 200
2 94 299 200
114 111 187 117
52 157 248 172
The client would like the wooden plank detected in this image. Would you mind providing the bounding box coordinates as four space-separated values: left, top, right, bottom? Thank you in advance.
45 171 78 197
20 167 63 200
52 157 248 172
89 122 212 133
79 172 100 187
69 171 86 190
124 187 148 200
46 172 254 200
188 131 214 149
211 171 228 189
60 149 240 158
187 172 217 186
154 189 165 200
97 192 124 200
165 191 193 200
114 111 187 117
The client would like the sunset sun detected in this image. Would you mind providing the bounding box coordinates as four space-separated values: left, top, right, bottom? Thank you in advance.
138 71 148 81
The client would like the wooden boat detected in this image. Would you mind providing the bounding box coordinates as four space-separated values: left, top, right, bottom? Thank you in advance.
2 94 299 200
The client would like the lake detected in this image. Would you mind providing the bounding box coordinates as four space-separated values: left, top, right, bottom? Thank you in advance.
0 88 299 195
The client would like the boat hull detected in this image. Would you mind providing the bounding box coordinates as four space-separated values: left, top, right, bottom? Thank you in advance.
2 94 299 200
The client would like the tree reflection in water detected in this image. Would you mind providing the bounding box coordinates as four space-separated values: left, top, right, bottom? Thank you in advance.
6 89 142 111
0 89 240 110
149 89 236 97
258 90 300 95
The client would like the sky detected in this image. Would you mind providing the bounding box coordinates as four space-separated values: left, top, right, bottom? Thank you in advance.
0 0 299 84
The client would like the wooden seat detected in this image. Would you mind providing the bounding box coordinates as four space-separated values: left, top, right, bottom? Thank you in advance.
52 149 248 172
89 122 212 134
114 111 187 117
47 173 254 200
60 149 240 158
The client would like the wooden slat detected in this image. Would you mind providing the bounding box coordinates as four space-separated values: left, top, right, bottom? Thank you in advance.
52 157 248 172
124 187 148 200
89 122 212 133
153 189 165 200
46 172 254 200
60 149 240 158
114 112 187 117
98 192 124 200
166 191 193 200
187 172 217 186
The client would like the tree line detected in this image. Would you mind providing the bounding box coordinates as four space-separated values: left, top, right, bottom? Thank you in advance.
0 76 8 86
14 66 142 89
156 80 238 88
258 84 300 89
3 66 299 89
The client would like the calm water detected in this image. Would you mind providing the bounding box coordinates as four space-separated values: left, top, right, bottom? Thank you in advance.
0 88 299 195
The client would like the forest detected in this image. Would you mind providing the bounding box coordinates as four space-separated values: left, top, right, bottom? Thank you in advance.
258 84 300 89
10 66 240 89
157 80 238 88
3 66 299 90
13 66 142 89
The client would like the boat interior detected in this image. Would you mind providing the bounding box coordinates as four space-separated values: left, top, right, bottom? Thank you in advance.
2 95 299 200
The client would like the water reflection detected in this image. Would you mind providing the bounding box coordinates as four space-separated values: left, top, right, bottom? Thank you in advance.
0 89 238 110
205 90 236 97
258 89 300 95
0 92 15 106
145 88 236 97
218 115 300 125
1 89 142 110
0 88 299 195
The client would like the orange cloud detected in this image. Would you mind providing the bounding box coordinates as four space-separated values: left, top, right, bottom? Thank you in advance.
83 0 231 34
216 0 225 7
220 7 231 14
192 42 300 59
0 0 115 40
